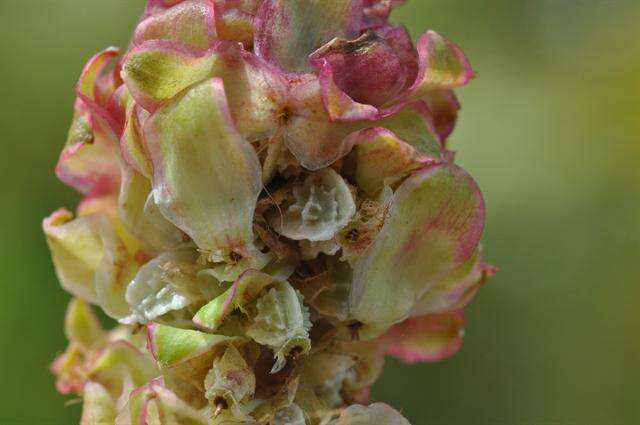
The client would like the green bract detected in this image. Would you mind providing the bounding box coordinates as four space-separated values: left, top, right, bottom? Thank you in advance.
45 1 493 423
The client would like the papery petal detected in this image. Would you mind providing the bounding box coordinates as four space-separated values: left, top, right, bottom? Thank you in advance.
302 351 356 407
88 341 159 398
412 249 496 316
43 208 139 319
245 280 311 372
267 168 356 241
56 100 121 196
361 0 391 29
273 404 305 425
254 0 363 72
200 48 285 141
118 166 183 253
80 382 117 425
206 248 273 283
116 56 440 176
284 78 441 170
53 314 144 397
337 198 389 266
154 336 256 412
354 127 437 196
76 48 124 135
349 164 485 325
147 324 234 366
282 76 363 169
407 30 474 100
345 345 386 397
123 40 285 139
313 59 379 121
114 380 151 425
193 270 311 369
424 89 460 143
309 25 420 122
295 256 352 321
116 378 209 425
65 298 106 351
121 248 203 325
299 239 341 261
382 311 464 364
361 0 405 30
145 0 187 15
376 24 418 85
146 78 262 258
51 344 86 395
43 209 105 304
56 48 122 196
134 0 217 49
261 257 297 281
310 31 407 108
144 0 261 48
254 220 300 260
122 40 216 111
77 47 120 101
376 101 442 157
193 269 277 331
120 103 152 179
93 217 140 319
331 402 410 425
214 0 263 47
204 344 255 419
250 364 301 424
76 194 117 217
103 84 132 138
316 340 385 404
108 325 150 352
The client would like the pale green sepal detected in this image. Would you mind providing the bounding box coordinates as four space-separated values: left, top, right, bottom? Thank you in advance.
116 378 209 425
204 344 256 421
146 78 262 259
273 404 306 425
329 402 411 425
43 209 104 304
245 281 311 373
149 324 235 367
65 298 106 351
193 269 278 332
121 248 203 325
80 382 117 425
88 341 159 399
355 128 432 197
207 248 274 283
43 208 138 319
349 164 484 325
118 165 183 253
122 46 218 110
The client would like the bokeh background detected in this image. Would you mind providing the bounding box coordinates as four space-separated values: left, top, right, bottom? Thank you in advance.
1 0 638 423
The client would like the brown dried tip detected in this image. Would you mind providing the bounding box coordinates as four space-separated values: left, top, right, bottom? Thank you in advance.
349 321 363 341
213 396 228 418
229 251 243 264
288 345 304 360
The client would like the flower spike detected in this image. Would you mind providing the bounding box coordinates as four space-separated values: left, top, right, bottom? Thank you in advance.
45 1 492 423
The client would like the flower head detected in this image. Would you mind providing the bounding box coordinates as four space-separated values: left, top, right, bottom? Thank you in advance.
45 1 493 423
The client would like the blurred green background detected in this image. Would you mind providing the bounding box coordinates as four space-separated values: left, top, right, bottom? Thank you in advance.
1 0 638 423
